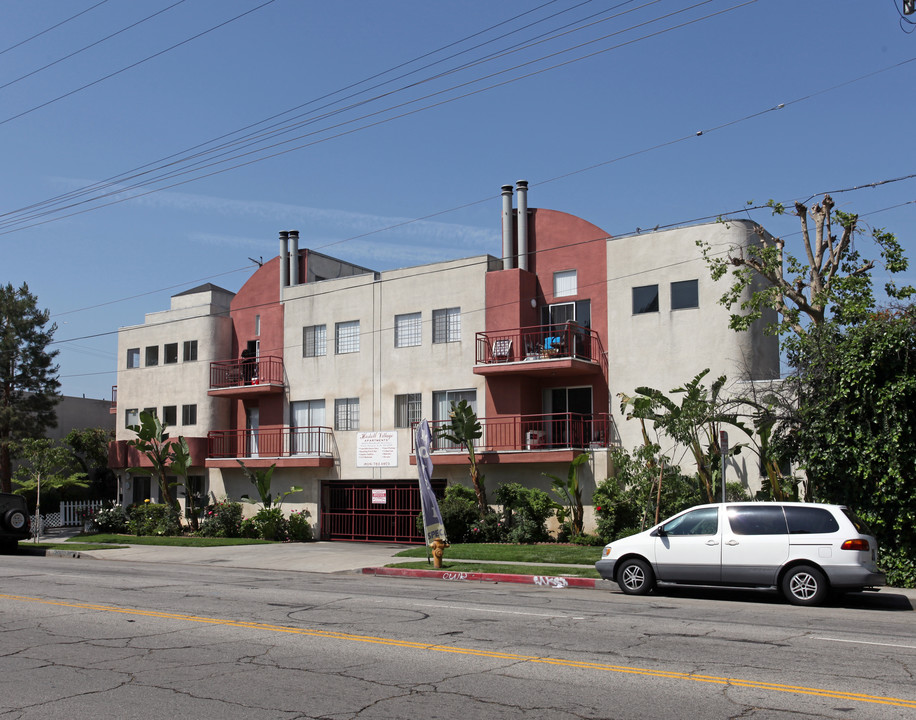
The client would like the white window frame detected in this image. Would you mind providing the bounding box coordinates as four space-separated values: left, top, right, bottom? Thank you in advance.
183 340 198 362
302 324 327 357
335 321 360 354
432 307 461 344
394 312 422 348
394 393 422 428
554 269 577 298
127 348 140 368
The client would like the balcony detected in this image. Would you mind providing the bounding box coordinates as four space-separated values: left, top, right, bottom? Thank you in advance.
207 426 334 468
474 324 607 379
412 412 614 466
208 356 284 397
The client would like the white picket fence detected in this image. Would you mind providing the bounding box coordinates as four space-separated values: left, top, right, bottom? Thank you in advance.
55 500 106 527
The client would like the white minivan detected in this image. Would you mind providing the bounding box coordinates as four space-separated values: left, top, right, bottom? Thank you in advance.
595 502 885 605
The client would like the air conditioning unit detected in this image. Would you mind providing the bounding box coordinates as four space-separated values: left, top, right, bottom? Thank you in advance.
526 430 545 450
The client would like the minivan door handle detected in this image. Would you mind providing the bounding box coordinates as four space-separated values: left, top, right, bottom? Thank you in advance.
726 539 739 546
705 539 719 546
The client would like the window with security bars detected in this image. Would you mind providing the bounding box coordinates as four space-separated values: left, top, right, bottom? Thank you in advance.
335 321 360 354
394 393 422 428
335 397 360 430
394 312 421 348
432 307 460 343
302 324 327 357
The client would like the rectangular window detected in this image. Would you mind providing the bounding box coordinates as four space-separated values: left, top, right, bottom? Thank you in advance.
671 279 699 310
554 270 577 298
432 307 461 343
182 404 197 425
127 348 140 368
335 397 360 430
183 340 198 362
335 321 360 354
143 407 157 418
255 314 261 336
125 408 139 428
632 285 659 314
185 475 206 500
302 325 327 357
394 312 422 348
164 343 178 364
394 393 422 428
145 346 159 366
162 405 177 426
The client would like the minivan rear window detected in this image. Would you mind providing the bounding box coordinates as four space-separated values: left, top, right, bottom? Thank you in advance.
785 507 839 534
840 507 874 535
727 506 788 535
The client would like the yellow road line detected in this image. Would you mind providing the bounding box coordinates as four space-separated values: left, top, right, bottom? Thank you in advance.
3 593 914 709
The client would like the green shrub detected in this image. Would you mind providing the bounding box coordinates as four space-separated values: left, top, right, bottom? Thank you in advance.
438 485 479 542
569 532 604 546
495 483 556 544
467 511 505 542
90 505 128 533
253 506 288 541
287 510 312 542
197 500 243 538
128 502 181 536
240 517 260 538
880 545 916 589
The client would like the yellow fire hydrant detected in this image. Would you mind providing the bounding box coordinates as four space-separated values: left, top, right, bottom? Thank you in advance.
430 537 449 569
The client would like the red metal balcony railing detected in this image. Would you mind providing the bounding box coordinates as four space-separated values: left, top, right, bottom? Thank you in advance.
208 426 333 459
414 412 613 453
209 356 284 389
475 323 608 375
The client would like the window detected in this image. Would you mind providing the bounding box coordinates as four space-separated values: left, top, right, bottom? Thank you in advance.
127 348 140 368
145 346 159 366
184 475 206 500
335 321 360 354
162 405 177 426
661 507 718 536
125 408 139 428
395 312 422 348
182 404 197 425
183 340 198 362
433 390 476 451
164 343 178 364
302 325 327 357
255 314 261 336
432 307 460 343
727 506 788 535
671 279 699 310
395 393 422 428
632 284 659 314
554 270 577 298
786 507 840 534
143 407 157 418
335 397 359 430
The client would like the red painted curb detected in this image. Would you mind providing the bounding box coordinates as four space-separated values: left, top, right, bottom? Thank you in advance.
362 566 598 589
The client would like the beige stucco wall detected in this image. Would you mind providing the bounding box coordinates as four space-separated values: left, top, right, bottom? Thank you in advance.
605 220 779 492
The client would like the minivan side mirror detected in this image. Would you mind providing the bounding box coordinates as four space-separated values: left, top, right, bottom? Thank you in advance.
655 526 667 537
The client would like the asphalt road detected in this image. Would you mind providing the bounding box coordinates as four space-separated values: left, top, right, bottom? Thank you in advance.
1 554 914 719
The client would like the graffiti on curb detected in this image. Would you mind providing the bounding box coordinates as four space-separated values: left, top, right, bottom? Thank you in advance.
442 572 469 581
534 576 569 589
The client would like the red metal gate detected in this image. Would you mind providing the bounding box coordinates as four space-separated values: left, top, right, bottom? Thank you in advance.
319 479 446 543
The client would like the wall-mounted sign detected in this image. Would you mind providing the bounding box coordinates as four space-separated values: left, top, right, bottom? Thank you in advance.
356 431 398 468
371 489 387 504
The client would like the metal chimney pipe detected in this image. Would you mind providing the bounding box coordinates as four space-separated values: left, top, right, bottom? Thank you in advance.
279 231 289 292
516 180 529 271
501 184 514 269
289 230 300 286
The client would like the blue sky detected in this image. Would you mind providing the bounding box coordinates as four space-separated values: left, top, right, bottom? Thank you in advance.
2 0 914 400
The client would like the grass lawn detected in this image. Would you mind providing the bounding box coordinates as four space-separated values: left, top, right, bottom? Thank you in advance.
393 543 604 565
66 534 277 547
387 560 602 579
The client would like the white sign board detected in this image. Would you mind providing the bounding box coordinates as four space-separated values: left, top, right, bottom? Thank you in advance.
371 489 387 504
356 431 399 468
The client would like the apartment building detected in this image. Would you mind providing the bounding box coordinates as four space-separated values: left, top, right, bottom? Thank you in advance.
109 183 778 542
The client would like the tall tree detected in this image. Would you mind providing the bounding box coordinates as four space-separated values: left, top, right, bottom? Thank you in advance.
699 196 913 337
13 438 88 538
0 283 61 493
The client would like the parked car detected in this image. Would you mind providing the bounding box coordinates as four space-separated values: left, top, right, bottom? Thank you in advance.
0 492 31 551
595 502 885 606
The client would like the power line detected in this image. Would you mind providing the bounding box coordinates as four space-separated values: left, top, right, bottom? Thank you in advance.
0 0 110 57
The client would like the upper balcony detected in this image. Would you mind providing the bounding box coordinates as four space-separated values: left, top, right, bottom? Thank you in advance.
473 324 608 380
208 356 284 397
207 426 334 468
412 412 615 466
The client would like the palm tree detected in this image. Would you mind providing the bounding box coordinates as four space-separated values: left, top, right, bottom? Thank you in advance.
436 400 488 517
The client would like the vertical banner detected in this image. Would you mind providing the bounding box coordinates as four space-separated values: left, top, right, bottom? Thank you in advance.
415 419 447 544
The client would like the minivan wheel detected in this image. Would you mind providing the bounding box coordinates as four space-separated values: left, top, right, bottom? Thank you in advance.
4 508 27 531
782 565 828 606
617 558 655 595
